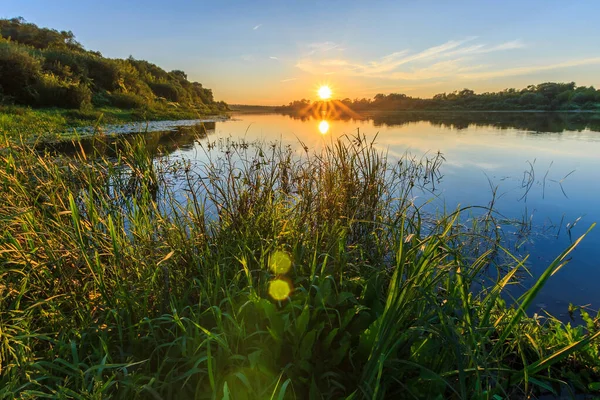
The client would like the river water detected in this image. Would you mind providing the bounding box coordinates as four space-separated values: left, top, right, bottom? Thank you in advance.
52 111 600 318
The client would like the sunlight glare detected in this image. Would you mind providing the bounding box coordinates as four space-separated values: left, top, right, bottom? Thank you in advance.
269 251 292 274
268 279 292 301
318 120 330 134
318 85 332 100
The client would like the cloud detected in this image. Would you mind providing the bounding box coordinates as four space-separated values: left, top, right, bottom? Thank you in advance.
306 41 341 55
459 57 600 79
280 78 297 83
295 38 542 81
253 24 262 30
269 56 279 60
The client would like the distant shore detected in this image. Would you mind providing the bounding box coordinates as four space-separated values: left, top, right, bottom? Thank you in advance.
231 105 600 114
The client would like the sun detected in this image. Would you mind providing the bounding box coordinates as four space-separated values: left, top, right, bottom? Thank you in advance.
317 85 332 100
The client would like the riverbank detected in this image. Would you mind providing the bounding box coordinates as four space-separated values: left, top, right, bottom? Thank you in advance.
0 105 229 143
1 132 599 398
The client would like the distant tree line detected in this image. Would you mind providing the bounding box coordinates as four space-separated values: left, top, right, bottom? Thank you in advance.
278 82 600 113
0 17 227 113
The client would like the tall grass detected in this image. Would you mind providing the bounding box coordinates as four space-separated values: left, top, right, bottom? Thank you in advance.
0 130 598 399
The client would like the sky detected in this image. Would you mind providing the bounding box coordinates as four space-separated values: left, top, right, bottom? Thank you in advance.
3 0 600 105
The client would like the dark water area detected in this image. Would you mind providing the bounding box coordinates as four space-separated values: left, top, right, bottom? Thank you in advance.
40 121 216 158
47 111 600 320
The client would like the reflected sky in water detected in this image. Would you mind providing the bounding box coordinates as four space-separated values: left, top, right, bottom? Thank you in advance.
171 112 599 318
53 112 600 318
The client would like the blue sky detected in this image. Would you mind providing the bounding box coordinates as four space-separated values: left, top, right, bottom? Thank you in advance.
3 0 600 104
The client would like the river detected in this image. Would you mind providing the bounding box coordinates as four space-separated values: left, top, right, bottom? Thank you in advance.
49 111 600 319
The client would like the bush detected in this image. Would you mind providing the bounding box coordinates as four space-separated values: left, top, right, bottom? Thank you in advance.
0 41 42 104
109 92 147 109
65 83 92 108
87 57 120 91
149 82 182 102
91 91 111 107
34 74 91 109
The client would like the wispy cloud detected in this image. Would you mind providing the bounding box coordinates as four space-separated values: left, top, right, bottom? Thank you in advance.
294 38 559 82
306 41 341 55
269 56 279 60
280 77 297 83
459 57 600 79
253 24 262 30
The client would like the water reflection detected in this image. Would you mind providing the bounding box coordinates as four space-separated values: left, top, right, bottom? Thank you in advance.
318 120 330 134
40 112 600 317
40 122 216 158
281 110 600 133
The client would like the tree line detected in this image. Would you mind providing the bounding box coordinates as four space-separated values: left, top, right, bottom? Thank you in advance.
0 17 227 113
278 82 600 113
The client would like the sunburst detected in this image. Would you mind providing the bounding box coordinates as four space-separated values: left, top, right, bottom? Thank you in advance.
317 85 332 100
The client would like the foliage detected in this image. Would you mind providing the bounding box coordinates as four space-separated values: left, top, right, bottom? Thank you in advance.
0 39 42 104
0 132 599 398
0 18 228 114
278 82 600 113
108 92 148 110
0 17 82 50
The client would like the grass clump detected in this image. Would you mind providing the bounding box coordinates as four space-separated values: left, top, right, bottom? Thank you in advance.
0 132 599 399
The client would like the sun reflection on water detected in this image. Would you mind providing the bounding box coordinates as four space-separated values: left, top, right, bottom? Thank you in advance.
318 120 330 134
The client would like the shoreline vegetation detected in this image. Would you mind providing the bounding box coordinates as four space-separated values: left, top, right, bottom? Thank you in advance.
0 17 228 142
1 132 599 398
274 82 600 116
0 104 227 143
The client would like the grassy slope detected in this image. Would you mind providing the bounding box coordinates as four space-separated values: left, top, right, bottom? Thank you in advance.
0 133 599 398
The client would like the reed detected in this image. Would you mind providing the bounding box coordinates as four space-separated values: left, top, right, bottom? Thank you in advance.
0 130 598 399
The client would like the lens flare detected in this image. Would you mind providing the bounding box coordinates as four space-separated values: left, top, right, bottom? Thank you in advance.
269 251 292 274
318 85 332 100
268 279 292 301
318 120 330 134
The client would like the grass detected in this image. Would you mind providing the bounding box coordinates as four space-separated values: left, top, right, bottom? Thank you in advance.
0 104 227 143
0 129 599 399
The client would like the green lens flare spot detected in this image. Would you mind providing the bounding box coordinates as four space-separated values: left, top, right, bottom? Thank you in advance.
269 250 292 274
268 279 292 301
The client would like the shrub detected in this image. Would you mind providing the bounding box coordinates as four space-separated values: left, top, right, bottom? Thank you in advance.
0 40 41 104
109 92 147 109
34 74 91 108
149 82 182 102
65 83 92 108
91 91 112 107
86 57 120 91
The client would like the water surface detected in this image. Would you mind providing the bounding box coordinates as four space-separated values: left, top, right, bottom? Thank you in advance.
55 112 600 318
